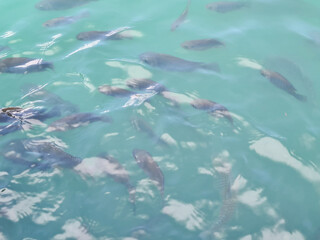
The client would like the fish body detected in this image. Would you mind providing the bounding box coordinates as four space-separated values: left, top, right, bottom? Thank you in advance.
139 52 219 72
43 11 89 28
0 46 10 52
0 58 53 74
171 0 190 31
99 85 135 97
2 138 81 170
35 0 96 10
191 99 233 124
260 69 307 101
132 149 164 197
126 78 167 93
181 39 224 51
206 1 248 13
47 112 112 132
76 30 128 41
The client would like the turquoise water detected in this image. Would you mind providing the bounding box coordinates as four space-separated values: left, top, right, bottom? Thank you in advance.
0 0 320 239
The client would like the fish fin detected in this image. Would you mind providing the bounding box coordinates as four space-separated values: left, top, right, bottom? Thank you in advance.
292 93 307 102
200 63 220 72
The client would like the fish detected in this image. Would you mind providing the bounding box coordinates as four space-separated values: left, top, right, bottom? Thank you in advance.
47 112 112 132
23 84 78 115
0 46 10 52
76 29 131 41
132 149 164 198
99 85 135 97
131 116 168 147
126 78 167 93
260 69 307 101
181 39 224 51
35 0 97 10
206 1 249 13
191 99 233 124
171 0 191 31
2 138 82 170
0 57 53 74
43 11 90 28
139 52 220 72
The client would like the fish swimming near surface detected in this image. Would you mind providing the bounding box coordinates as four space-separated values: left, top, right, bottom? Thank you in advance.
47 112 112 132
132 149 164 198
0 46 10 52
171 0 191 31
191 99 233 124
0 57 53 74
76 28 132 41
2 138 82 170
181 39 224 51
126 78 167 93
43 11 90 28
206 1 249 13
131 116 168 147
260 69 307 101
139 52 220 72
35 0 97 10
99 85 135 98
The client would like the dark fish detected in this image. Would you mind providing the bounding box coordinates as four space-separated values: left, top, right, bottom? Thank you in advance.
126 78 167 93
260 69 307 101
0 57 53 74
139 52 220 72
47 112 112 132
131 116 168 147
23 84 78 115
35 0 96 10
98 154 136 210
43 11 90 28
206 1 248 13
191 99 233 124
2 138 81 170
181 39 224 51
76 30 130 41
132 149 164 198
99 85 135 97
171 0 191 31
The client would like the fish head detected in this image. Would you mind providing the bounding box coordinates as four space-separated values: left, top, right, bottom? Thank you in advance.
206 3 217 10
132 149 146 166
43 21 54 28
260 69 270 78
41 61 54 71
139 52 158 67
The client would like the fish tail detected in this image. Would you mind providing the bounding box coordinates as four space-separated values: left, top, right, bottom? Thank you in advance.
200 63 220 73
292 92 307 102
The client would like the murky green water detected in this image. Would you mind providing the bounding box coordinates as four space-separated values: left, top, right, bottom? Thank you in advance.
0 0 320 239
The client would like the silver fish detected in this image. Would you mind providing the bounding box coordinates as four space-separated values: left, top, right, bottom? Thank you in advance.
35 0 97 10
181 39 224 51
139 52 219 72
171 0 191 31
260 69 307 101
126 78 167 93
43 11 89 28
206 1 248 13
132 149 164 198
47 113 112 132
99 85 135 97
0 57 53 74
191 99 233 124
